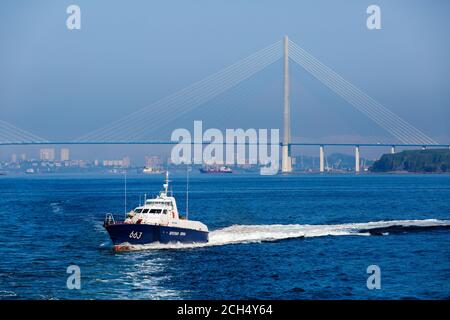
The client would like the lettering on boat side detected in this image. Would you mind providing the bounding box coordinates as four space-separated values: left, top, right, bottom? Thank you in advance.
169 231 186 236
129 231 143 239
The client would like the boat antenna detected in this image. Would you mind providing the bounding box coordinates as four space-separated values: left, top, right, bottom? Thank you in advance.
186 165 191 220
124 171 127 218
163 171 169 194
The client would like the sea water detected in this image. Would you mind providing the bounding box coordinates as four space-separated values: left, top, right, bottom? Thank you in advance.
0 174 449 299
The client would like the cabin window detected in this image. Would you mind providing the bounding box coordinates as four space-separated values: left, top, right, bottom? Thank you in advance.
163 210 167 214
142 209 149 213
149 209 162 214
134 209 142 213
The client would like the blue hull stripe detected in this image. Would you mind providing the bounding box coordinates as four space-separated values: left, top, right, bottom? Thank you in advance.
105 223 209 245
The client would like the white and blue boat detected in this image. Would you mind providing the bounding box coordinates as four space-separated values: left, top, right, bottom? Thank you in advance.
104 172 208 251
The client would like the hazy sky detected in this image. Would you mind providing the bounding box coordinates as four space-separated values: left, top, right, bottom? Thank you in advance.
1 0 449 160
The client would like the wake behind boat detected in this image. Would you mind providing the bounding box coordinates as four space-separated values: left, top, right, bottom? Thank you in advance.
103 172 209 251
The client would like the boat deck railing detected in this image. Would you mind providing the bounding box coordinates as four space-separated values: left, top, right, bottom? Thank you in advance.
104 213 116 226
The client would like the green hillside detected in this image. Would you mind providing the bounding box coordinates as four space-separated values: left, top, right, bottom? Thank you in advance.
370 149 450 173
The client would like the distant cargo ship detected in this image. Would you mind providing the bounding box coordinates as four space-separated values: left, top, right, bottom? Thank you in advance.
142 167 163 174
199 166 232 174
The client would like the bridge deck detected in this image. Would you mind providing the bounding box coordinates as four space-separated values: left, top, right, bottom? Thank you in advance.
0 141 449 147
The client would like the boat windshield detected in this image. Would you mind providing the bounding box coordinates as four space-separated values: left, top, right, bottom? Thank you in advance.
133 208 167 214
134 205 171 215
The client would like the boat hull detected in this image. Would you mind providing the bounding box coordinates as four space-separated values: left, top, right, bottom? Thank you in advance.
105 223 209 246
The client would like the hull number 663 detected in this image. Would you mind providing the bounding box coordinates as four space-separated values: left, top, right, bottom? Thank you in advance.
129 231 143 239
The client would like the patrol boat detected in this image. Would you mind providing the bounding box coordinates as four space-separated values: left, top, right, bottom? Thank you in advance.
104 172 209 251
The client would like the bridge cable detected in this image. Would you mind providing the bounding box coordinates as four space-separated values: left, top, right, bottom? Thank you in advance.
288 44 430 144
76 41 283 142
288 41 437 145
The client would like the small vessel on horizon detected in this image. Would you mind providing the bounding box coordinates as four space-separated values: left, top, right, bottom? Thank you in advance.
142 166 163 174
103 172 209 251
199 165 233 174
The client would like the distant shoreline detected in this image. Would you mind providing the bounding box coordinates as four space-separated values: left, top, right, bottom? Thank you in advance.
371 149 450 174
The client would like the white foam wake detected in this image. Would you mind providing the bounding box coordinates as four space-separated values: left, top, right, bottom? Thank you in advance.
119 219 450 251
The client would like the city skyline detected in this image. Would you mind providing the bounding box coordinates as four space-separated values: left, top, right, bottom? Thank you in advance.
0 144 377 175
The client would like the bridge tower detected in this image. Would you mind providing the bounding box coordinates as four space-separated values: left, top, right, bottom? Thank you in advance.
281 35 293 173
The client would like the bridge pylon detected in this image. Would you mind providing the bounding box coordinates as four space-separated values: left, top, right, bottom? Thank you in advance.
281 35 293 173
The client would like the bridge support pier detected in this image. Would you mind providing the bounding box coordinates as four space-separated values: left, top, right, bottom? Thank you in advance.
319 145 325 173
391 146 395 154
355 146 360 173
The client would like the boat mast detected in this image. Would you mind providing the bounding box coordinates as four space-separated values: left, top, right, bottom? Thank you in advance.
186 166 190 220
124 171 127 218
163 171 169 194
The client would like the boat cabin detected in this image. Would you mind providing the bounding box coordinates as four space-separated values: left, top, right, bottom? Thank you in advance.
124 172 182 223
132 197 179 218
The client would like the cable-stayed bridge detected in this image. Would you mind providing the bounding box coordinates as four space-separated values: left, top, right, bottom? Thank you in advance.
1 37 448 173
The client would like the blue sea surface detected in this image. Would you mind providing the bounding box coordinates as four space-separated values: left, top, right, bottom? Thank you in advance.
0 173 449 299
